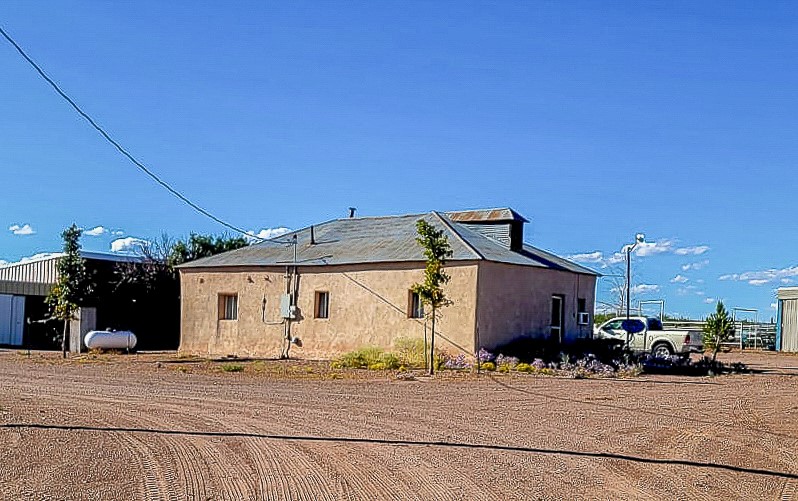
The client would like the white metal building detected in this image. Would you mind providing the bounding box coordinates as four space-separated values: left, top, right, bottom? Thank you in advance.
776 287 798 353
0 252 139 348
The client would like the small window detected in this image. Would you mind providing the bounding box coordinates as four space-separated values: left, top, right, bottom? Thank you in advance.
219 294 238 320
578 298 586 313
408 291 424 318
315 291 330 319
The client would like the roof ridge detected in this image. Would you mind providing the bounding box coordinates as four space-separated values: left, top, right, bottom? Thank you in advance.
334 212 426 221
430 212 484 261
523 243 600 276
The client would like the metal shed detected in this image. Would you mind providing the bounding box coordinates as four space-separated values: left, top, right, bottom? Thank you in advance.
0 252 149 349
777 287 798 352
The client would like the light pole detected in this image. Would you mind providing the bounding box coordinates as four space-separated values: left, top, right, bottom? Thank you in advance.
625 233 645 321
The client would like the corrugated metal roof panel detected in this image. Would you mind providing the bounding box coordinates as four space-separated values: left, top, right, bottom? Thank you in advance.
0 252 142 285
446 207 529 223
778 288 798 300
178 209 597 276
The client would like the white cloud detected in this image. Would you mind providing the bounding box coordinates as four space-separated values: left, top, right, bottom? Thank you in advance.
568 251 604 264
630 239 674 257
682 260 709 271
9 224 35 236
85 226 108 237
675 245 710 256
0 259 7 267
717 265 798 286
670 274 689 284
110 237 150 253
245 227 291 243
570 238 708 269
704 297 715 304
770 303 778 310
631 284 660 295
112 230 125 236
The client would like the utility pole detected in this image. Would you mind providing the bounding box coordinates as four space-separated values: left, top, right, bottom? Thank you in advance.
624 233 645 349
625 233 645 321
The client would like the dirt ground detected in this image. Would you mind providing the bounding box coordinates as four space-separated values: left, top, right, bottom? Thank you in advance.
1 350 797 500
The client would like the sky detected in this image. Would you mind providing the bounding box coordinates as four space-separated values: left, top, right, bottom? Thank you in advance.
1 1 796 319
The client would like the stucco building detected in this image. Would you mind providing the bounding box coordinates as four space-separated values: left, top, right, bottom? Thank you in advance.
177 208 598 359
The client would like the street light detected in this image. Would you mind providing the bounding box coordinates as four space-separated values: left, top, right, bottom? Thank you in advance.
625 233 645 321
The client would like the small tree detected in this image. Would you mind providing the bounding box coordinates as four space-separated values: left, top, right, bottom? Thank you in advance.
411 219 453 375
703 301 735 365
46 224 90 358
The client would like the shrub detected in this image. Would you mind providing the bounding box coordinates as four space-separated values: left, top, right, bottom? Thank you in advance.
334 346 384 369
515 363 532 373
476 348 495 363
481 362 496 371
221 363 244 373
443 353 471 370
495 354 520 368
380 352 402 370
394 337 426 368
332 346 405 370
497 363 511 373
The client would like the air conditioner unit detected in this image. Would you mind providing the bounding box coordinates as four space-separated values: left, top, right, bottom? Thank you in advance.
577 312 590 325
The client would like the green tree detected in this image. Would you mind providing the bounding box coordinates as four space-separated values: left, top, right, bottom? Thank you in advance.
411 219 453 375
703 301 735 365
46 224 91 358
113 233 250 349
168 233 249 267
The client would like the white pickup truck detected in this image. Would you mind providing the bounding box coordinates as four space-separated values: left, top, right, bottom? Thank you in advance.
594 316 704 358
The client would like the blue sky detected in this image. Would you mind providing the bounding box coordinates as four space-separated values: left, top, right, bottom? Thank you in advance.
1 1 796 319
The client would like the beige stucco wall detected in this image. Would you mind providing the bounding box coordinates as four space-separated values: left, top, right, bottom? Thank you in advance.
179 262 479 359
475 261 596 350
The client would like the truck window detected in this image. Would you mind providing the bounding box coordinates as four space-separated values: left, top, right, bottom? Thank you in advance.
647 318 663 331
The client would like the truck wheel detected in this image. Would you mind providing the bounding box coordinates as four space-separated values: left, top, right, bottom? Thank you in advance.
651 342 673 358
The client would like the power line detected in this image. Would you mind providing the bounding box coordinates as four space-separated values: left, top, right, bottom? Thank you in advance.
0 25 262 241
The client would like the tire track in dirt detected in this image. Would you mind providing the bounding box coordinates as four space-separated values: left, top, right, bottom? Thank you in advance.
227 414 339 501
274 404 474 500
94 411 177 501
65 394 206 500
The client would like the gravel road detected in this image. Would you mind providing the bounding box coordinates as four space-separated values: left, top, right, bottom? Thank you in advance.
1 351 797 500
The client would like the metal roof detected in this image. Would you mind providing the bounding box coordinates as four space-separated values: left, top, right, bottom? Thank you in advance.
779 287 798 300
446 207 529 223
0 251 142 286
178 210 597 276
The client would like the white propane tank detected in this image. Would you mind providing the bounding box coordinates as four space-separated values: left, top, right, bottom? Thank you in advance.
84 330 137 350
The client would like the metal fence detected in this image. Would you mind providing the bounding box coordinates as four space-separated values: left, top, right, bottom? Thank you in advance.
662 320 777 350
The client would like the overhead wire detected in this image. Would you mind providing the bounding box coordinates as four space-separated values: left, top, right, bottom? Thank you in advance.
0 25 262 241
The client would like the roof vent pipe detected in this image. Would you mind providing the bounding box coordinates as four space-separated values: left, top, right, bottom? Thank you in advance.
310 225 316 245
348 207 357 218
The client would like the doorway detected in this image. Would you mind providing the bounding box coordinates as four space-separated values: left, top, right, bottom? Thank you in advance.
551 295 565 343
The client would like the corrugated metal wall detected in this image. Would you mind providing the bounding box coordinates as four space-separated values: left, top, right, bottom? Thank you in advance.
0 257 60 284
781 299 798 352
460 223 511 247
